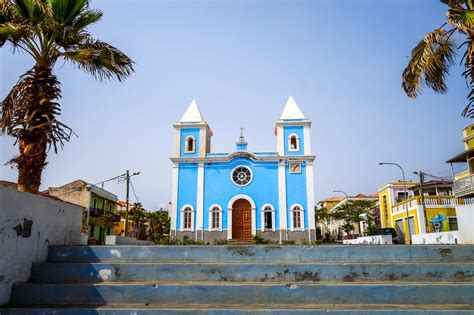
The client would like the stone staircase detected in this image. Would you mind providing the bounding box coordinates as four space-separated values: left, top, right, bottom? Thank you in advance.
2 245 474 314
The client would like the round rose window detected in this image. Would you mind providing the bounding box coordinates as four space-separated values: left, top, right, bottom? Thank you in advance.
231 166 252 186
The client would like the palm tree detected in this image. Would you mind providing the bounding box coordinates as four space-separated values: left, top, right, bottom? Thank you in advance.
0 0 134 193
402 0 474 118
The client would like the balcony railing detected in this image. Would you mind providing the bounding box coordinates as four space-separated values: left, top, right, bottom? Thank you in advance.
454 175 474 196
89 208 121 222
391 195 474 213
89 207 104 216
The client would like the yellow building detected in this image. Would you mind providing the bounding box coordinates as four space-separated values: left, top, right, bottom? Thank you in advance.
378 181 464 244
447 124 474 198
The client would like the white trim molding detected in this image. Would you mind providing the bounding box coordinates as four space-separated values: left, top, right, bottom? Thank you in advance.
227 194 257 239
276 125 284 155
170 164 179 236
196 163 205 238
303 125 311 155
306 162 315 239
278 161 287 233
208 204 223 231
288 133 300 152
290 203 305 232
261 203 276 232
180 204 195 232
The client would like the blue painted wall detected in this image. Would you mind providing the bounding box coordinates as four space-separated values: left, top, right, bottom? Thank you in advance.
176 163 198 229
180 128 200 157
202 158 279 230
283 126 304 155
285 163 308 229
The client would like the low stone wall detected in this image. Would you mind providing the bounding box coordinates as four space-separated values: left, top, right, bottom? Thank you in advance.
105 235 153 245
456 204 474 244
343 235 393 245
412 231 460 245
0 186 83 305
174 229 315 244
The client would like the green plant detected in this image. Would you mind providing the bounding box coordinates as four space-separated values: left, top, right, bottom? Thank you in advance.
367 224 379 236
282 240 296 245
213 239 228 245
402 0 474 118
0 0 134 193
253 234 269 244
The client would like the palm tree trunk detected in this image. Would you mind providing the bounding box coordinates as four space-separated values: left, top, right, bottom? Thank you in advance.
16 135 47 193
9 65 61 193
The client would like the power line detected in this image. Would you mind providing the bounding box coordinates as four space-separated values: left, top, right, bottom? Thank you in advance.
129 177 139 202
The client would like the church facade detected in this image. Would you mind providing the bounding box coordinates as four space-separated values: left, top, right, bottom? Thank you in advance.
170 97 316 243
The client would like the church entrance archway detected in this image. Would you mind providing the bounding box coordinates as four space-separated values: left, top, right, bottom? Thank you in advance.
231 199 252 239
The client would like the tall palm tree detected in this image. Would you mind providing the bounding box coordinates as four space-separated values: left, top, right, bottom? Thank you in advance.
0 0 134 193
402 0 474 118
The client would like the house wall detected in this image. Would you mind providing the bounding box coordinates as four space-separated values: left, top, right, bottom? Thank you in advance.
285 163 308 229
176 163 199 230
456 204 474 244
0 186 83 305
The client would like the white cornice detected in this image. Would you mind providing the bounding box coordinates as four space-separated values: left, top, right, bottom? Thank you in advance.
170 153 316 164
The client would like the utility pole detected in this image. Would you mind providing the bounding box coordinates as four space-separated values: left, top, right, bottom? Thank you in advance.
124 170 130 237
414 171 429 233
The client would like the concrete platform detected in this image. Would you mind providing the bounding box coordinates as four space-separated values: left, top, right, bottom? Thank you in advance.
10 282 474 305
6 245 474 313
2 304 474 314
47 245 474 263
30 262 474 283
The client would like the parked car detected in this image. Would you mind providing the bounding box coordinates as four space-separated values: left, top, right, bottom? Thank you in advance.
374 228 399 244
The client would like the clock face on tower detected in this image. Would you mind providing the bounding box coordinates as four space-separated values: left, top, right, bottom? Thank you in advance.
289 162 302 174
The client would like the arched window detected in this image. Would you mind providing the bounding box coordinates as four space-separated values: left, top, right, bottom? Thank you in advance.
181 205 194 231
290 204 304 230
209 204 222 230
261 204 275 231
184 136 195 153
288 134 299 151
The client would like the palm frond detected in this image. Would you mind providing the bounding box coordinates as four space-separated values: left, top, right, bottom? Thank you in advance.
11 0 45 23
461 39 474 118
49 0 87 26
0 67 73 153
447 5 474 34
62 40 134 81
402 28 456 98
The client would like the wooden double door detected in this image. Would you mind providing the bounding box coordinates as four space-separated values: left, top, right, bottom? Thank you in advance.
232 199 252 239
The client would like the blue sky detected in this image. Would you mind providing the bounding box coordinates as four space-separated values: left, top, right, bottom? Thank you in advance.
0 0 471 209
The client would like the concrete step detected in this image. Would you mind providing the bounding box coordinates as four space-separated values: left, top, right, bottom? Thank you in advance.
30 262 474 283
46 245 474 263
2 304 474 314
10 282 474 306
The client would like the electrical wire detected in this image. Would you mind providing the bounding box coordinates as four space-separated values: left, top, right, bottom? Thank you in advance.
129 177 140 202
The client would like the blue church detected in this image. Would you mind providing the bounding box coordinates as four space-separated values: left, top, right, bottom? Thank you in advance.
170 97 316 243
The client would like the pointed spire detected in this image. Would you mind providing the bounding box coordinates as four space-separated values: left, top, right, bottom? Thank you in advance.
180 99 204 123
279 96 306 120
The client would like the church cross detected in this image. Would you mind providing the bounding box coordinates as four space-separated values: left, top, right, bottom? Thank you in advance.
240 126 244 138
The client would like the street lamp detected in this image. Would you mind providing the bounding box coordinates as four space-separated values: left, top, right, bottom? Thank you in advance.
379 162 412 244
333 190 349 199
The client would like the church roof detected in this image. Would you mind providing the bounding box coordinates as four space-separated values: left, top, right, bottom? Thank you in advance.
180 99 204 123
279 96 306 120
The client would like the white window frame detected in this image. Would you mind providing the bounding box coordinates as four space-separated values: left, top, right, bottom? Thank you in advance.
288 133 300 152
289 204 304 231
180 204 195 231
261 204 276 232
184 136 196 153
209 204 223 231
